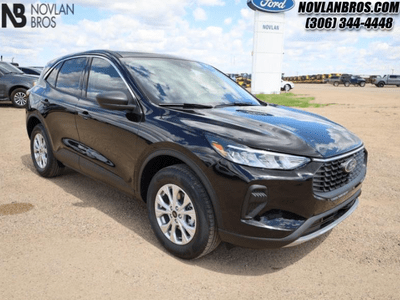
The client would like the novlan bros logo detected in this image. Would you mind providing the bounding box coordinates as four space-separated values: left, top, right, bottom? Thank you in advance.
1 3 74 29
1 3 26 28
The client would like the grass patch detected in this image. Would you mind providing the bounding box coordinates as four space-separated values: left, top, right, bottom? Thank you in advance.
256 92 326 108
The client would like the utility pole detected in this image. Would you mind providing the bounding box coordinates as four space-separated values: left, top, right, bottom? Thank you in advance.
392 69 394 74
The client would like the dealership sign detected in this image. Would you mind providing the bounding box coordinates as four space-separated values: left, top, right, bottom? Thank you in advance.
247 0 295 13
1 3 74 28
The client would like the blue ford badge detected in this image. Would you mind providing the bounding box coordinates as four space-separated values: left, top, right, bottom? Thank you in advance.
247 0 295 13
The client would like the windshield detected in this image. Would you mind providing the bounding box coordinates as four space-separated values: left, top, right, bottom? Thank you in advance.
122 58 260 106
0 62 24 74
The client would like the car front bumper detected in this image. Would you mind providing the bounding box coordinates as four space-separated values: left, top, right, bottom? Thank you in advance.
206 147 367 249
218 193 359 249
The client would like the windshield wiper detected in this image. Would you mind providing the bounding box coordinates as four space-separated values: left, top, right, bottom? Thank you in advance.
159 103 213 109
215 102 255 108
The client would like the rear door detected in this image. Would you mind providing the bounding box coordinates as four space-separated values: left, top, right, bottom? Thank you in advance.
39 57 88 170
75 56 141 194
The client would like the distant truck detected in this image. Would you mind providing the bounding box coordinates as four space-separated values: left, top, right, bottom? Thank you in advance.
372 75 400 87
328 75 366 87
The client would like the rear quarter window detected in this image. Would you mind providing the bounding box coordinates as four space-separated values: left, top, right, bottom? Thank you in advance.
45 63 62 87
56 57 87 97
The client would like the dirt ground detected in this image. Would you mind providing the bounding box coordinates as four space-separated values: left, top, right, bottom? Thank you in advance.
1 84 399 299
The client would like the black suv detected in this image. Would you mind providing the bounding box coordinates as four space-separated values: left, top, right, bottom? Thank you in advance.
0 62 38 108
26 50 367 259
329 74 366 87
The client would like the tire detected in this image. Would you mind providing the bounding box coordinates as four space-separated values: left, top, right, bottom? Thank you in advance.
147 164 220 259
30 124 63 178
10 88 28 108
378 82 385 88
284 84 291 92
333 81 339 87
397 85 400 87
344 81 350 87
360 81 366 87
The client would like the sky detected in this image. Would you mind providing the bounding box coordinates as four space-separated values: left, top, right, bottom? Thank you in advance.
0 0 399 76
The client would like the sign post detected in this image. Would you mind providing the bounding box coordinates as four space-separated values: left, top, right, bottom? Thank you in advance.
247 0 294 94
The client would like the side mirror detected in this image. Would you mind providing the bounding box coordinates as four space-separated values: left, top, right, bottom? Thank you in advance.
96 91 137 110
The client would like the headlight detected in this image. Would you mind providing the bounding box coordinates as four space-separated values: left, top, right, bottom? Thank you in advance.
206 134 310 170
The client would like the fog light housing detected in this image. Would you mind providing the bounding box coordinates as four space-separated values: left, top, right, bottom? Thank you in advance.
241 185 268 220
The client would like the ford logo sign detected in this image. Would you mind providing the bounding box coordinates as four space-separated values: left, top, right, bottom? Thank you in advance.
247 0 295 13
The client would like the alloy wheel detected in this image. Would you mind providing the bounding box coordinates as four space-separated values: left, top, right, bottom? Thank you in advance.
154 184 197 245
33 133 48 169
14 92 27 106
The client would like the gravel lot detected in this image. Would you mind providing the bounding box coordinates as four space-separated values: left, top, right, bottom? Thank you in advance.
1 84 399 299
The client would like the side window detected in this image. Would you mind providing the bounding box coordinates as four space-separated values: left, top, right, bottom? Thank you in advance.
46 63 61 87
56 57 87 97
86 58 130 101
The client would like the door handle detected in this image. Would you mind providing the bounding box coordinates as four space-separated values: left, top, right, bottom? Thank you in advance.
78 110 91 120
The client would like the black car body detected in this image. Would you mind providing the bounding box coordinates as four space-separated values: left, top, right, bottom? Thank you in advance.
26 50 367 259
344 75 366 87
0 62 38 108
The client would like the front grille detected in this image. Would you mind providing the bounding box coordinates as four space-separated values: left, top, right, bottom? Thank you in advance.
313 149 365 194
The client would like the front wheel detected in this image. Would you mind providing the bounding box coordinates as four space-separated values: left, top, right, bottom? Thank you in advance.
30 124 63 177
284 84 291 92
378 82 385 88
11 88 28 108
147 164 220 259
344 81 350 87
333 81 339 87
359 82 366 87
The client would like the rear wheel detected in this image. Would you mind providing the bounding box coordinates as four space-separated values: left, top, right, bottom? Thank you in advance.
333 81 339 87
284 84 291 92
359 81 366 87
147 164 220 259
30 124 63 177
344 81 350 87
11 88 28 108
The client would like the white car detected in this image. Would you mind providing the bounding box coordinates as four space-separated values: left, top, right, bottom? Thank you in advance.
281 80 294 92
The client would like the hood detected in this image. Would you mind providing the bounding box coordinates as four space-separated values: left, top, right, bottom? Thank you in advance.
14 73 39 79
175 105 362 158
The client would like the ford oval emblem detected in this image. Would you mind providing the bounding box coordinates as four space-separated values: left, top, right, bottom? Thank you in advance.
247 0 295 13
342 158 357 173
